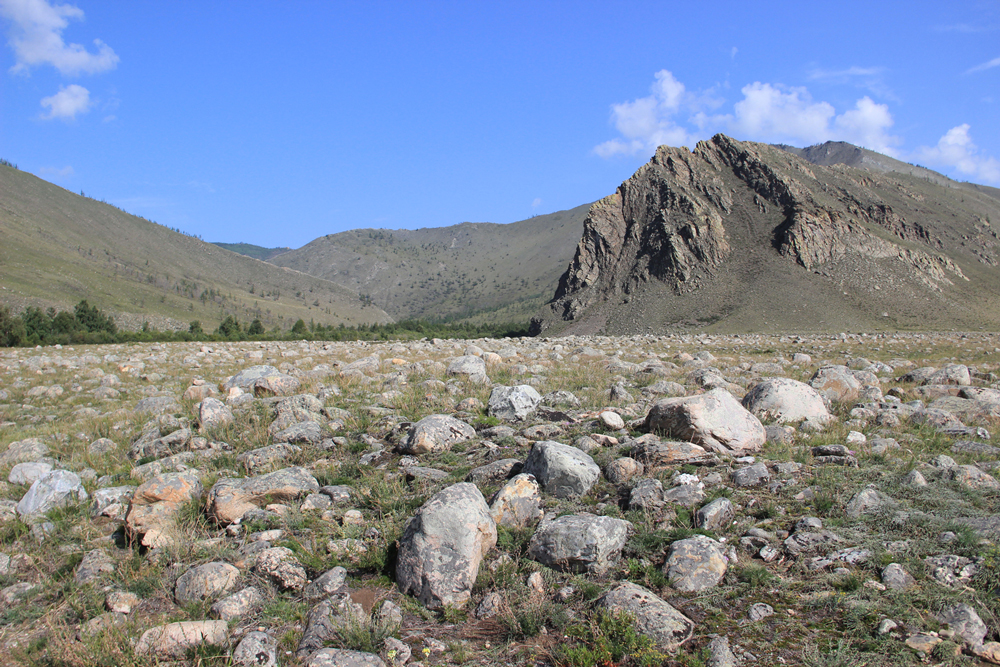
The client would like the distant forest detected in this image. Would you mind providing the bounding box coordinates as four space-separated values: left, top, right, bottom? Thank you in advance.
0 301 529 347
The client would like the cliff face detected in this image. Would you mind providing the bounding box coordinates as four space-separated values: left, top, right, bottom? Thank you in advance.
532 135 1000 334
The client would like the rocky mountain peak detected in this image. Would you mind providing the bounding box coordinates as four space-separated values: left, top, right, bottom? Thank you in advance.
533 134 999 335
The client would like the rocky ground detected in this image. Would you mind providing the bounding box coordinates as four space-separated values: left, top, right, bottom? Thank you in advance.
0 332 999 666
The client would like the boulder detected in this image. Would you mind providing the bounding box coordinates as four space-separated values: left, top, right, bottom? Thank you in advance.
399 415 476 455
809 365 862 403
630 438 714 467
125 471 204 547
198 397 234 431
597 582 694 650
526 513 631 573
233 631 278 667
487 385 542 421
446 356 488 383
742 377 832 424
465 459 522 486
605 457 644 485
175 562 240 604
396 483 497 608
255 546 308 590
935 603 987 648
489 474 543 528
522 440 600 498
8 461 53 485
696 497 735 531
207 466 319 525
16 469 88 518
663 534 728 592
211 587 263 621
644 388 765 455
135 620 229 658
306 649 386 667
0 438 49 467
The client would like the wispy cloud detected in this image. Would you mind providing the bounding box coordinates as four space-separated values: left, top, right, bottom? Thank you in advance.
966 56 1000 74
531 197 542 208
39 83 90 120
806 65 896 101
935 23 998 33
914 124 1000 185
0 0 119 76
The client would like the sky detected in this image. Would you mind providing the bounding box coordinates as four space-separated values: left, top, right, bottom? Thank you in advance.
1 0 998 249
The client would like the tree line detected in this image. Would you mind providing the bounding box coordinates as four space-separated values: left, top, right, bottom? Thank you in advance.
0 301 529 347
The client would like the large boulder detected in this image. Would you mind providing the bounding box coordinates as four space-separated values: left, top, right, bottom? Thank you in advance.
198 397 234 431
526 513 631 573
207 467 319 525
135 620 229 658
630 438 714 467
0 438 49 467
663 534 728 592
598 582 694 650
398 415 476 455
125 471 204 547
643 388 765 455
742 378 832 424
396 483 497 609
16 469 88 519
809 365 862 403
487 385 542 421
522 440 600 498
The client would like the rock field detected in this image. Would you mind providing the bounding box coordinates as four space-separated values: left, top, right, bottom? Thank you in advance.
0 332 999 666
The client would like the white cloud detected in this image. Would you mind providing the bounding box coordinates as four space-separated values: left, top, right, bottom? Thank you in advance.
597 72 900 158
40 83 90 119
967 56 1000 74
0 0 118 75
915 124 1000 185
594 70 698 157
531 197 542 208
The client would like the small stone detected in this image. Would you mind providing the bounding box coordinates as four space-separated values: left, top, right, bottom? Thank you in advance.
748 603 774 621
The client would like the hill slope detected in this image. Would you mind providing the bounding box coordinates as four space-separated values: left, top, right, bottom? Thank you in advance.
532 134 1000 335
268 204 591 323
0 165 391 330
211 242 292 262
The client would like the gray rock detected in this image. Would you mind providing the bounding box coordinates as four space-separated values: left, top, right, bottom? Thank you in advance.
630 438 714 467
748 602 774 621
541 390 581 407
399 414 476 455
845 485 895 518
742 377 832 424
87 438 117 455
273 421 325 445
489 474 542 528
302 566 348 600
765 425 795 444
951 440 1000 456
644 388 765 455
211 586 263 621
597 582 694 650
629 478 666 513
135 620 229 658
706 636 739 667
605 457 644 485
175 561 240 604
663 534 728 592
74 549 115 584
487 385 542 421
946 465 1000 490
663 481 706 507
255 546 308 590
238 443 302 473
233 631 278 667
731 462 770 487
783 530 843 556
881 563 916 590
134 395 181 415
207 466 319 524
522 440 600 498
0 438 49 467
809 365 862 403
396 483 497 608
903 469 928 487
475 591 503 619
198 397 234 431
8 460 54 485
297 594 368 659
936 603 987 648
446 355 488 383
16 469 88 518
526 513 630 574
925 364 972 386
696 497 735 531
125 471 204 547
306 649 387 667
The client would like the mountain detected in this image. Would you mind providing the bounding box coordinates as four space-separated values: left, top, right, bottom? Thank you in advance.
267 204 591 323
0 164 391 330
531 134 1000 335
211 242 292 262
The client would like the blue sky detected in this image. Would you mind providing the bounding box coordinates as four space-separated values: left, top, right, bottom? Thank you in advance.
1 1 998 248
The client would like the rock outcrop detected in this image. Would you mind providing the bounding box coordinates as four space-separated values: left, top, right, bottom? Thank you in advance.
531 134 992 335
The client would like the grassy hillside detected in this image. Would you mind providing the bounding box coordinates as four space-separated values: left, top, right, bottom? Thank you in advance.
269 204 591 323
212 242 292 261
0 165 391 331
